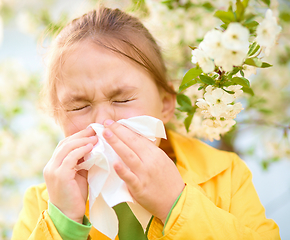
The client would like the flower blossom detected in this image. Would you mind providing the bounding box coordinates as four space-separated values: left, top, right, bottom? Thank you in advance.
202 118 236 141
256 9 282 56
214 48 248 72
199 23 249 72
200 29 224 59
196 85 244 140
178 109 236 142
241 65 257 78
224 85 243 99
221 23 249 51
202 87 235 117
191 48 215 73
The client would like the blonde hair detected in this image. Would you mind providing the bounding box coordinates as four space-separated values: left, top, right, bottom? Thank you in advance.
41 7 175 118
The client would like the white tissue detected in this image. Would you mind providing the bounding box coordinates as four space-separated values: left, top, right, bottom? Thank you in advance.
75 116 167 239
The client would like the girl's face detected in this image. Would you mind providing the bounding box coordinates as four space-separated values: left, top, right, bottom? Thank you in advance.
56 40 175 137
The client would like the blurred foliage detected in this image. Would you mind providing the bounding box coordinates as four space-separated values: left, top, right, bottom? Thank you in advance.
0 0 289 238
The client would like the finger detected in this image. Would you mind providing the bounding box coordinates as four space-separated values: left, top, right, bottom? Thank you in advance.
114 161 140 192
60 143 94 170
51 136 98 167
104 120 155 159
58 127 96 148
103 128 142 172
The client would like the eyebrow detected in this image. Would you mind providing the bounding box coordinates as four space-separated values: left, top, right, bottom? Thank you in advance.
61 85 138 105
105 85 138 99
60 94 89 106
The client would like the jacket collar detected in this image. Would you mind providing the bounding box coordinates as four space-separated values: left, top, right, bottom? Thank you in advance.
42 187 49 201
167 129 231 184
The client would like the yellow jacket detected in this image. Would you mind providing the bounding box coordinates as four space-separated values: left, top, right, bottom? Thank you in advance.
12 130 280 239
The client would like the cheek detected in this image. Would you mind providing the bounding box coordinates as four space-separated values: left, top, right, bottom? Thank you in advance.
58 114 89 137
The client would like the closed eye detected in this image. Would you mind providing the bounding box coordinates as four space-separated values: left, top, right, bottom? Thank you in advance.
113 99 131 103
69 105 89 111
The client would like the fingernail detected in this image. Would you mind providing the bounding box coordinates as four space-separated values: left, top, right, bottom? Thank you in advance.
103 129 113 138
86 143 93 148
87 126 95 133
89 136 97 140
104 119 114 126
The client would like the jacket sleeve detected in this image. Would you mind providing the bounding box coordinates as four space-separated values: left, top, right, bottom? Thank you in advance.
147 154 280 240
12 185 62 240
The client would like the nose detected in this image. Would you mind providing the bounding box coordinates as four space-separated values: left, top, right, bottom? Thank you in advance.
92 104 116 125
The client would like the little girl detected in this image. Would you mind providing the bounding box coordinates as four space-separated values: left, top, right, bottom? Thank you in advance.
12 6 280 240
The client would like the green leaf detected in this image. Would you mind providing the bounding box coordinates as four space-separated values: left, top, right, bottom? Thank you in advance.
244 13 256 23
231 77 250 87
247 42 260 56
244 57 262 67
261 62 272 68
220 23 229 30
223 88 235 94
242 0 249 8
161 0 174 4
189 46 197 51
228 67 240 78
262 161 269 170
184 113 194 132
228 3 233 12
236 0 245 21
244 20 259 28
178 79 197 92
176 94 193 112
258 108 272 114
261 0 270 7
242 86 254 96
240 70 245 77
179 68 202 92
12 106 22 114
214 10 236 24
199 74 215 85
202 2 215 11
279 11 290 22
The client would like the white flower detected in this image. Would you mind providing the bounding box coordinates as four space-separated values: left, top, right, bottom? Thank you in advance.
256 9 282 56
202 118 236 141
196 98 212 118
200 29 224 59
191 49 215 73
203 88 235 117
196 98 210 110
204 85 214 94
214 48 248 72
223 102 244 119
184 84 204 101
241 65 257 78
221 23 249 52
196 86 243 119
200 23 249 72
195 85 243 140
205 87 235 105
224 85 243 99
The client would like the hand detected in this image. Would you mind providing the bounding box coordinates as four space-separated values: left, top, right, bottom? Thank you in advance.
43 127 98 223
103 120 185 223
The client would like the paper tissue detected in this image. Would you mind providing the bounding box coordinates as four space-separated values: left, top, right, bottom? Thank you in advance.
75 116 167 239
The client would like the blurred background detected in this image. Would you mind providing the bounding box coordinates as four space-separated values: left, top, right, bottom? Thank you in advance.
0 0 289 239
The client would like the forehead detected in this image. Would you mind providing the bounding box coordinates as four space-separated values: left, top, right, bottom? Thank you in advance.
56 40 156 101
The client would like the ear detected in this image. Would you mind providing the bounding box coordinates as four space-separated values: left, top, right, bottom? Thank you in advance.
160 89 176 124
